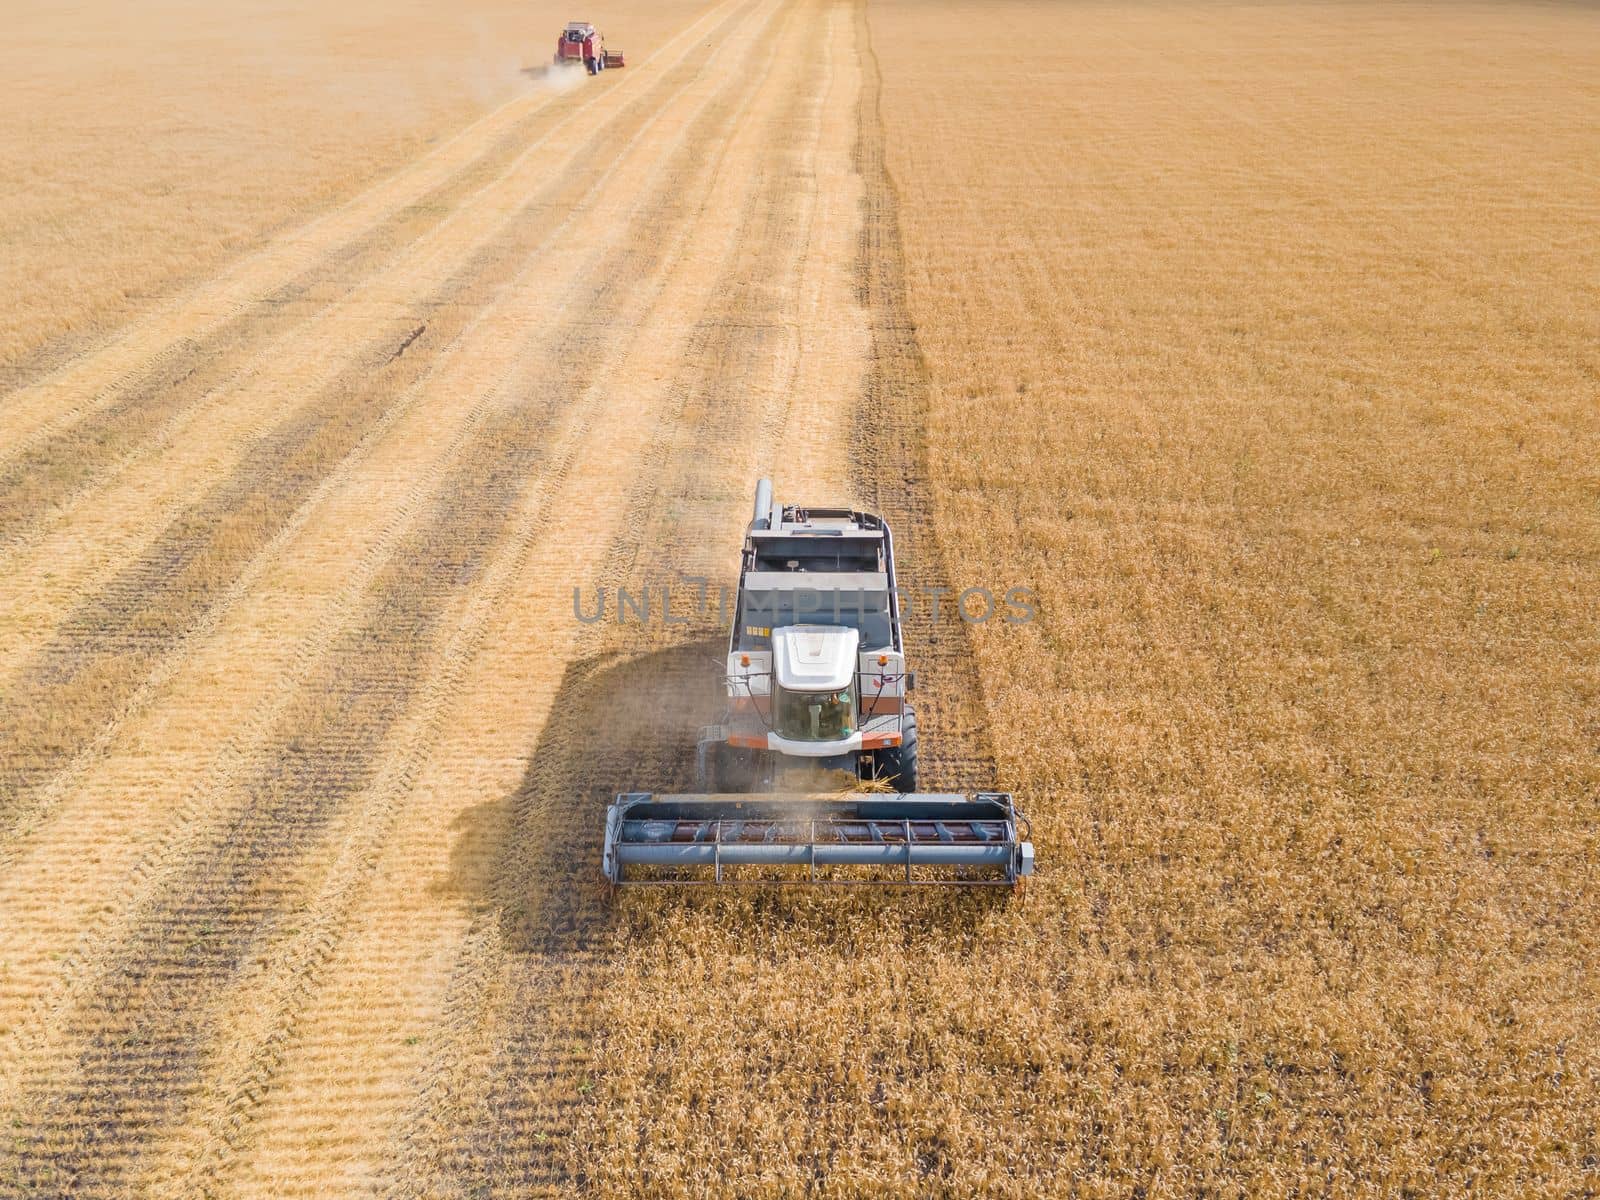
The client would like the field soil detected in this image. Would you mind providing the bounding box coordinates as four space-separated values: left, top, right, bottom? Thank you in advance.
1 0 1596 1196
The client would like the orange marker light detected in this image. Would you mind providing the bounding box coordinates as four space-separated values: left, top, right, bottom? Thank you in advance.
739 654 750 667
877 654 888 666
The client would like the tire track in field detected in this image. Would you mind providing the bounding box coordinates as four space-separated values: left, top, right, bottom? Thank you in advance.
0 102 548 454
397 10 835 1194
849 0 997 789
0 0 741 457
1 9 791 1196
0 93 586 551
0 0 766 843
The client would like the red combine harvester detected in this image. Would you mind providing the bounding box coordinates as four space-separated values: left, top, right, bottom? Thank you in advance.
553 21 624 75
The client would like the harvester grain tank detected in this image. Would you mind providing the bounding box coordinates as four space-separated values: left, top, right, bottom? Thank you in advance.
553 21 624 74
601 481 1035 888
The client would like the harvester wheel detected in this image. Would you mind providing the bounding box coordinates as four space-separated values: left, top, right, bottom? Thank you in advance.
718 747 756 793
697 740 753 792
879 713 919 793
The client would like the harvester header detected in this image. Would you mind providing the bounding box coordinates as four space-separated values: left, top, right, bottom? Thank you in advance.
604 792 1034 887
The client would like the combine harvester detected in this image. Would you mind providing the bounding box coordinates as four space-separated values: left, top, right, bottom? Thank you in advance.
553 21 624 75
603 481 1034 888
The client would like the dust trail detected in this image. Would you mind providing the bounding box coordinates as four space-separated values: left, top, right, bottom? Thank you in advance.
537 63 588 95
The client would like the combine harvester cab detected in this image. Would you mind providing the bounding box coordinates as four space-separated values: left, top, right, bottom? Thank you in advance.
603 480 1035 888
553 21 621 74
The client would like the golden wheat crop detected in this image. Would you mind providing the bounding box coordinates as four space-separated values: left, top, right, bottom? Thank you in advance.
0 0 1595 1196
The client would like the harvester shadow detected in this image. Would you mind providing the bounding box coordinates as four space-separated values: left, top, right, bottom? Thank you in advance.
444 638 1005 958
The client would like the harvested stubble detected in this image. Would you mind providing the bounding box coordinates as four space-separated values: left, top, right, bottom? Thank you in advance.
0 0 707 375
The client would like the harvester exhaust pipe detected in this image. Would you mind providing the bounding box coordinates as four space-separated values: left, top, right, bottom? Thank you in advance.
752 478 773 529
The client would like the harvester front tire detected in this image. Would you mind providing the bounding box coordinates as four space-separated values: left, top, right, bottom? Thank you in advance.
720 747 757 793
881 713 918 793
699 742 752 792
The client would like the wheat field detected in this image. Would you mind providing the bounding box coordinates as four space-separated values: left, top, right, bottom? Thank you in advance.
1 0 1596 1195
0 0 709 374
